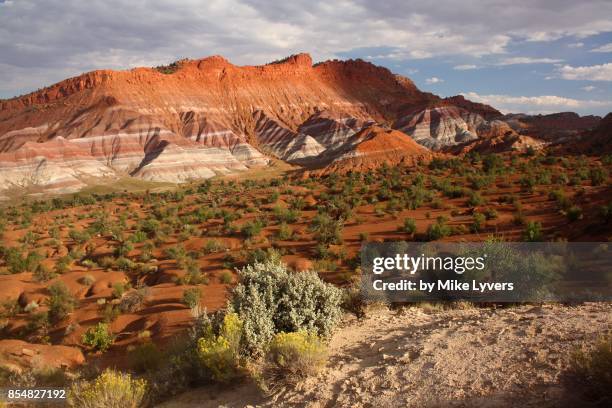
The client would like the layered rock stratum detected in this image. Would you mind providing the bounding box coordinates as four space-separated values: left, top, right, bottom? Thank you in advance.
0 53 604 193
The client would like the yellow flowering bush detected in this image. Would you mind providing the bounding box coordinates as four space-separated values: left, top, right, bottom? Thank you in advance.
197 312 243 382
68 369 147 408
263 330 327 385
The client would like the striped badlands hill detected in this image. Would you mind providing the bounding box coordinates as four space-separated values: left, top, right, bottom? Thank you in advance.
0 52 603 193
314 126 433 174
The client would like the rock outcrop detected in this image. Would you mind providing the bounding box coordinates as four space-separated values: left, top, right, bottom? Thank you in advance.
0 52 606 194
316 126 433 174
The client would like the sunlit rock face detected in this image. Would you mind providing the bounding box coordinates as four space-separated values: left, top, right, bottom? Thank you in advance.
0 52 599 193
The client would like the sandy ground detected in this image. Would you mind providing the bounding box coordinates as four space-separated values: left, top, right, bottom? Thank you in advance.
157 302 611 408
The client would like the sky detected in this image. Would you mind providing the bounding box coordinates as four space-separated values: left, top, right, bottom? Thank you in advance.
0 0 611 116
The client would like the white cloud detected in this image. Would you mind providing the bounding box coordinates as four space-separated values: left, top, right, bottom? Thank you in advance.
590 43 612 53
426 77 444 84
453 64 479 70
1 0 612 98
558 63 612 81
568 42 584 48
581 85 596 91
461 91 612 115
496 57 563 65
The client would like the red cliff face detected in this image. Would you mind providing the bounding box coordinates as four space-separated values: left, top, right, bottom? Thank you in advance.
0 52 604 193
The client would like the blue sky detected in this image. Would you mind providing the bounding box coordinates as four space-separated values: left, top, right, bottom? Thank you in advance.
0 0 610 116
342 32 612 115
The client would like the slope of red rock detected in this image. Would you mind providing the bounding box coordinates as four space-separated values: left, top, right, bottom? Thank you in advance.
0 52 607 193
316 126 433 174
503 112 601 142
0 53 442 191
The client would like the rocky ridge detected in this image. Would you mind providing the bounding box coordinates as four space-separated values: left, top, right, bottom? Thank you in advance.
0 53 604 194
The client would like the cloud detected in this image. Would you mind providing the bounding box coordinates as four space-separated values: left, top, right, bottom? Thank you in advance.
590 43 612 52
453 64 479 70
558 63 612 81
1 0 612 98
462 91 612 114
496 57 563 65
581 85 596 91
426 77 444 84
568 42 584 48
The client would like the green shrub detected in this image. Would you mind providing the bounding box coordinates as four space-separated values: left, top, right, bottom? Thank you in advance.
115 257 135 271
68 229 91 245
230 259 342 358
549 189 570 209
599 204 612 223
182 288 201 308
25 311 50 340
564 335 612 404
482 154 504 174
566 206 583 222
402 218 417 235
483 207 498 220
46 282 77 322
82 322 114 352
276 223 293 240
1 298 21 318
263 331 327 386
114 241 134 257
68 369 146 408
467 191 485 207
523 221 543 242
34 263 56 282
203 239 226 254
112 282 128 299
427 217 451 241
102 304 120 323
241 219 265 238
273 206 299 223
129 231 147 243
470 213 486 233
310 213 343 245
590 167 607 186
220 271 233 284
129 342 163 373
4 249 43 274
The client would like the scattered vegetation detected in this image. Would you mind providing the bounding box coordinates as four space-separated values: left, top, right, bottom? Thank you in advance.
68 369 147 408
564 335 612 405
82 322 114 352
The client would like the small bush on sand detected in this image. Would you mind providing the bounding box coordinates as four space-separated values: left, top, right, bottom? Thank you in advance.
219 271 233 284
129 342 163 373
309 213 343 245
78 274 96 286
230 259 342 358
276 223 293 240
401 218 417 235
46 282 77 322
182 288 201 309
34 263 56 282
426 217 451 241
564 335 612 405
263 331 327 387
119 287 148 313
589 167 607 186
82 322 114 352
566 205 583 222
68 369 147 408
470 212 486 233
523 221 543 242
